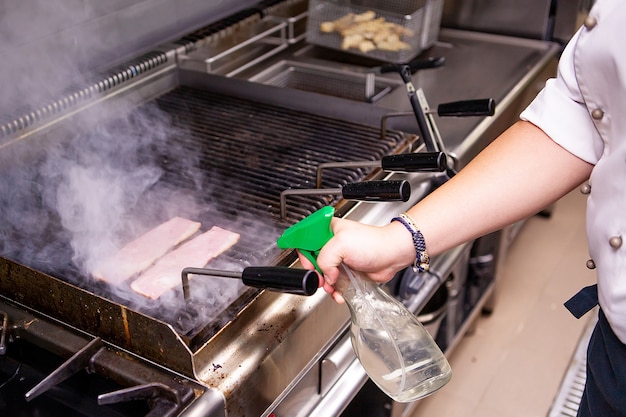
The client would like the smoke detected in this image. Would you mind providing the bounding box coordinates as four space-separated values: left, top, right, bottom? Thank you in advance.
0 1 284 342
46 155 162 273
0 90 268 337
0 3 86 118
0 0 260 118
39 102 192 265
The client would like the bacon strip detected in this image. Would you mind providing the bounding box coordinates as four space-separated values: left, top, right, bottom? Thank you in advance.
130 226 240 299
92 217 201 285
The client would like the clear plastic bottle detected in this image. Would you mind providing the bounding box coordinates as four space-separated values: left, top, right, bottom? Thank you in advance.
276 205 451 402
337 264 452 402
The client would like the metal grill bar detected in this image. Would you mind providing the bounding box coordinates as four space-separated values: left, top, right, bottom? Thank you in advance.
0 51 170 141
153 86 409 228
124 85 416 321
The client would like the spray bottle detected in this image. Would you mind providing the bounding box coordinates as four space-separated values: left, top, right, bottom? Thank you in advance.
277 206 451 402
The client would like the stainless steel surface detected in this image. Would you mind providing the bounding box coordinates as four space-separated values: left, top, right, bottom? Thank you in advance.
264 0 310 44
3 138 405 408
0 0 264 119
232 27 560 163
178 19 289 77
421 0 445 49
179 390 226 417
307 359 368 417
441 0 583 42
270 238 478 417
0 49 177 145
0 62 416 417
442 0 553 39
243 24 557 417
249 60 398 102
320 332 354 396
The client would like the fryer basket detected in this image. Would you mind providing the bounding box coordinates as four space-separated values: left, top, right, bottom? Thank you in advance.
306 0 442 63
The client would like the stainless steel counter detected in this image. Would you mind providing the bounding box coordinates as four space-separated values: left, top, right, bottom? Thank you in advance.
227 27 560 168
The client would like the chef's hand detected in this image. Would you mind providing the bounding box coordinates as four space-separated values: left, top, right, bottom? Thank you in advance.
297 217 415 303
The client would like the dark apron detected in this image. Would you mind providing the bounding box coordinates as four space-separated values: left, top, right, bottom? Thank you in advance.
565 284 626 417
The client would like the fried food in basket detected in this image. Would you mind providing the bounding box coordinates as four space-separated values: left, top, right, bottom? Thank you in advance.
320 10 413 53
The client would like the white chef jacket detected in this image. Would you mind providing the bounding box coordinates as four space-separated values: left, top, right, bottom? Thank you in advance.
520 0 626 343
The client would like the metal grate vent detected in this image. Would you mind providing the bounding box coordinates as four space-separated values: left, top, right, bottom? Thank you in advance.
549 310 597 417
0 51 169 140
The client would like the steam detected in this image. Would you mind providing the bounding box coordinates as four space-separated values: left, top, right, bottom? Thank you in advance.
0 3 88 119
0 80 284 343
52 161 162 273
0 1 282 342
39 103 181 272
0 0 258 118
1 93 227 322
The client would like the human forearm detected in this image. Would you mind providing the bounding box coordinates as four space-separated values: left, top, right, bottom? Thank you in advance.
312 121 593 298
408 120 593 257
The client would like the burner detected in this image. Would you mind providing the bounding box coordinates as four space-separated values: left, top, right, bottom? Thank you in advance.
0 300 200 417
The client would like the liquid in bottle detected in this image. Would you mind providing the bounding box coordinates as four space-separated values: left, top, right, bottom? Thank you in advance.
339 265 451 402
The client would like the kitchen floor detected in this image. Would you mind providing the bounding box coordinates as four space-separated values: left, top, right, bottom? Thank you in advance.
410 187 596 417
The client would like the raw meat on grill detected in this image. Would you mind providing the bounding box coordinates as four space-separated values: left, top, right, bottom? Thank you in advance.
130 226 240 299
92 217 202 285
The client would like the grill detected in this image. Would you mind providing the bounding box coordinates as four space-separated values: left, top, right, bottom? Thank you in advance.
0 75 415 356
154 86 408 224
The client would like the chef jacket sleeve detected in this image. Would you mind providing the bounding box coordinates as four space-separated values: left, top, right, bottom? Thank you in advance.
520 29 603 165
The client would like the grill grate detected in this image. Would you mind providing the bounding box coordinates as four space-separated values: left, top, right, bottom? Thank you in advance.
0 84 414 339
148 86 412 269
153 86 408 225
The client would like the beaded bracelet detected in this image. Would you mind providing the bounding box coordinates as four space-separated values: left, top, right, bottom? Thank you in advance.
391 212 430 272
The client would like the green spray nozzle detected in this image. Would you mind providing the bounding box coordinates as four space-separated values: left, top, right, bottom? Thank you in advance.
277 206 335 274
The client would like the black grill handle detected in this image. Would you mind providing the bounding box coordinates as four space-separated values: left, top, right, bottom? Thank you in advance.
381 152 447 173
342 180 410 202
378 56 445 75
437 98 496 117
242 267 318 296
